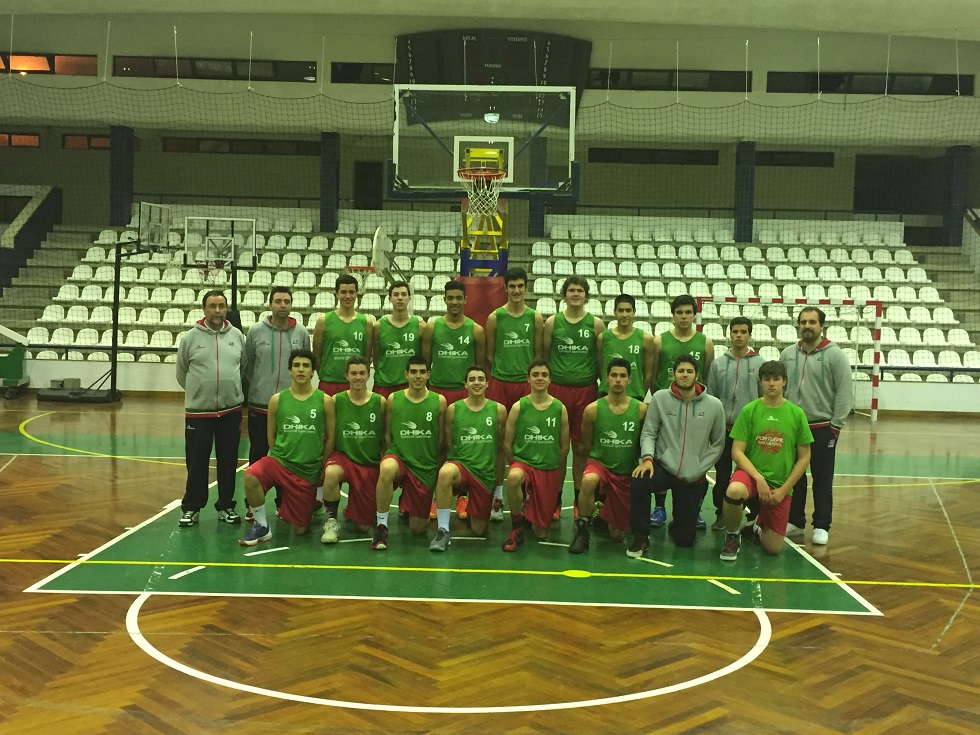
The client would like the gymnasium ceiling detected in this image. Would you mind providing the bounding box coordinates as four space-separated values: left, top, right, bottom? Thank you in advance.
9 0 980 41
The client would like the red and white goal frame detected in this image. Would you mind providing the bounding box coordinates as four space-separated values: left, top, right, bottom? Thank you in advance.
695 296 883 423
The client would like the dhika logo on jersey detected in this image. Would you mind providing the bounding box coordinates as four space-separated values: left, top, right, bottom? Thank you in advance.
436 341 460 358
283 414 317 432
459 425 493 443
522 424 555 443
342 420 375 439
387 340 413 356
600 429 634 447
399 420 432 438
503 330 530 347
557 335 590 353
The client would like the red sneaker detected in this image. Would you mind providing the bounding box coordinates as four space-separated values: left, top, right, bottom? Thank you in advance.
456 495 469 520
502 527 525 552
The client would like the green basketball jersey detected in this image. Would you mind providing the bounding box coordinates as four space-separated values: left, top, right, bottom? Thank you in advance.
388 390 441 488
491 306 536 382
269 388 326 484
375 315 420 388
729 398 813 491
590 398 642 475
429 317 476 389
550 312 599 387
655 330 708 392
599 328 646 399
447 399 499 492
334 391 383 466
512 395 564 470
318 311 368 383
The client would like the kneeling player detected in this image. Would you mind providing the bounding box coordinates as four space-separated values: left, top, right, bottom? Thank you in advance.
240 349 333 546
372 356 446 550
720 361 813 561
430 365 507 551
501 360 570 552
569 358 646 553
321 355 385 542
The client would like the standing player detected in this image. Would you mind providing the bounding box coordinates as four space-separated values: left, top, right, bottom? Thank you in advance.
501 360 570 552
486 266 544 411
627 355 726 557
649 294 715 528
372 280 424 399
239 349 334 545
719 361 813 561
321 355 386 543
372 356 447 550
244 286 311 511
422 279 487 520
312 274 375 397
176 290 246 528
598 293 655 401
780 307 853 546
568 358 647 553
705 316 764 530
544 275 604 520
429 365 507 552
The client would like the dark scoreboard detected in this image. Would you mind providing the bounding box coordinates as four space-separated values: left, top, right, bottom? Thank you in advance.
395 29 592 88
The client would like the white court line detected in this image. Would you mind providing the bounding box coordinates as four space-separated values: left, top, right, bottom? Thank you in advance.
537 541 567 548
635 556 674 568
243 546 290 556
126 592 772 713
0 455 16 474
169 566 205 580
928 478 975 649
450 536 487 541
786 539 882 616
708 579 740 595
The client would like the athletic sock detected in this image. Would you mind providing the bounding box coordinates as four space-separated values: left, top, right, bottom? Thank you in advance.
436 508 451 529
494 484 504 500
252 505 269 527
511 514 524 530
325 500 340 519
316 486 324 502
376 511 389 527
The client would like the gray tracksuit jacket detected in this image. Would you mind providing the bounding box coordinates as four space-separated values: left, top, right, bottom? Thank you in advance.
245 316 311 412
705 349 766 427
779 339 854 430
639 383 726 483
176 320 246 417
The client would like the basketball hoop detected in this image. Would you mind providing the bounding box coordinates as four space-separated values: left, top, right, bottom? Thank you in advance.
198 259 227 285
458 168 506 218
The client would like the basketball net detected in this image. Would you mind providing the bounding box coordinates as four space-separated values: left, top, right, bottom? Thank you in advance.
458 168 505 218
199 259 227 285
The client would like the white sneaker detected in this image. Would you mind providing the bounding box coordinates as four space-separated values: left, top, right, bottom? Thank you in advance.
785 522 805 540
320 517 341 544
811 528 829 545
490 496 505 522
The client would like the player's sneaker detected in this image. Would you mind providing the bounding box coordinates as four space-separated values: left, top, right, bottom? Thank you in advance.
719 533 740 561
178 510 199 528
429 500 437 520
217 508 241 525
429 528 451 552
785 522 805 540
502 527 525 552
710 512 726 531
626 535 649 558
320 517 341 544
696 514 707 531
568 518 591 554
490 497 505 521
811 528 829 545
371 524 388 550
456 495 468 520
239 524 271 546
649 506 667 527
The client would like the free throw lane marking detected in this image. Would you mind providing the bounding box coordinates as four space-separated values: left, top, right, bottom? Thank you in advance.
127 592 772 712
169 566 205 580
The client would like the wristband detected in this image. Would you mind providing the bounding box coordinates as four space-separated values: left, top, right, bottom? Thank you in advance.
642 455 654 464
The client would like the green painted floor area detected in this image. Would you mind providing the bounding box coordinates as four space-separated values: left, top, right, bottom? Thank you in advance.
32 506 875 615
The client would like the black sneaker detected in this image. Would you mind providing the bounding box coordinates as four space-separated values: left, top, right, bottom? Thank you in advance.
371 524 388 550
720 533 740 561
502 527 525 552
217 508 241 525
568 518 591 554
178 510 199 528
626 535 649 558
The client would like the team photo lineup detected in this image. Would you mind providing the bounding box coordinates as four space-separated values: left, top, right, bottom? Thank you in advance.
177 262 852 563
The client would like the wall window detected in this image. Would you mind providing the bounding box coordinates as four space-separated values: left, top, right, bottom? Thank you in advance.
162 137 319 156
587 68 749 93
0 133 41 148
767 71 972 96
114 56 317 83
0 53 97 76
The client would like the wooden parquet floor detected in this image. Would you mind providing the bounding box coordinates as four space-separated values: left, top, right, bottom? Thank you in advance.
1 398 979 734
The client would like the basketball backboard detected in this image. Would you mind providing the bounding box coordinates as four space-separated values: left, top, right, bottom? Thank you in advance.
389 84 578 200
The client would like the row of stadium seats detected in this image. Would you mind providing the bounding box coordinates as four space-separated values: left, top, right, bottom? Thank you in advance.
546 224 903 247
531 242 915 265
